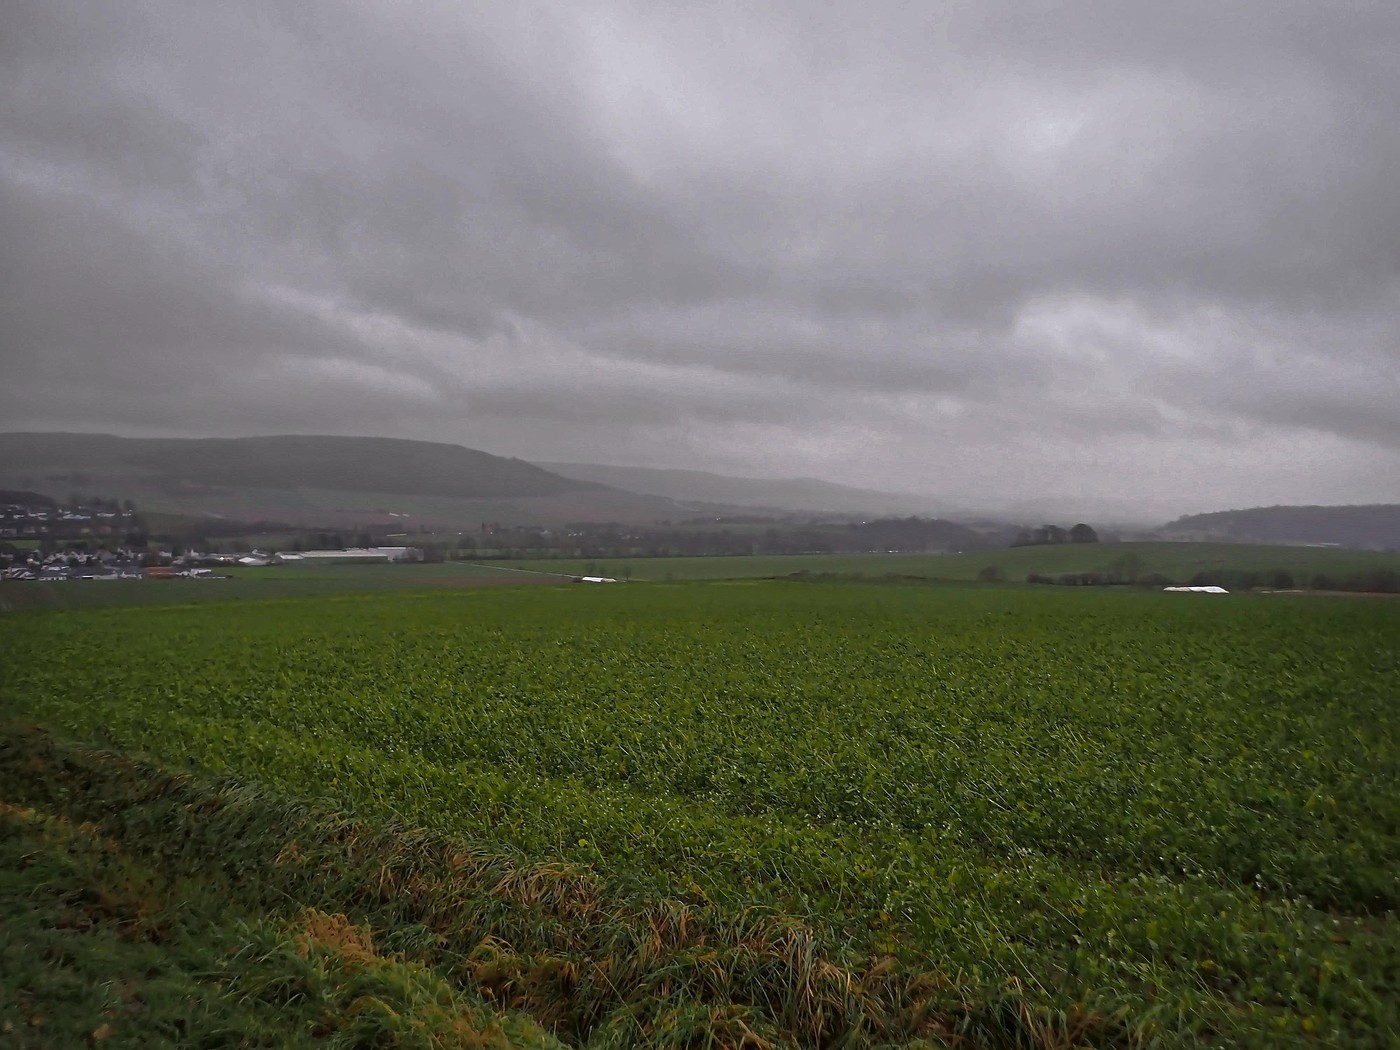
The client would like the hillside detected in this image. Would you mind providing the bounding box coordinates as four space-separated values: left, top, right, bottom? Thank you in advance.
0 433 604 501
538 462 950 516
1162 504 1400 550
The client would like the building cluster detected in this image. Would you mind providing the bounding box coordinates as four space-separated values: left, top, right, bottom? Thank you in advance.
1 499 136 540
232 547 423 566
1 544 425 581
1 545 227 582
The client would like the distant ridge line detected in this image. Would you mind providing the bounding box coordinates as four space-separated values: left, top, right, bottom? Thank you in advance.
538 460 951 516
0 432 600 501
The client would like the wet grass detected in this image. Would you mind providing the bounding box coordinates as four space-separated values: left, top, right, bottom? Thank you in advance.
1 727 1138 1048
0 788 562 1048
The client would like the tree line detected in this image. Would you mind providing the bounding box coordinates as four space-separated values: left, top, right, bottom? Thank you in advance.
1011 523 1099 546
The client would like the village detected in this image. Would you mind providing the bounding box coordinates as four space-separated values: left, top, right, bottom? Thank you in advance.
0 495 424 582
1 544 425 582
0 495 136 541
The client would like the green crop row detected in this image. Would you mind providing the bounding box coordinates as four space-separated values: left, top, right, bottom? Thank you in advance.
3 582 1397 1046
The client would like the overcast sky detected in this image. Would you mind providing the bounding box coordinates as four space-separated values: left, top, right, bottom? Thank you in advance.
3 1 1397 514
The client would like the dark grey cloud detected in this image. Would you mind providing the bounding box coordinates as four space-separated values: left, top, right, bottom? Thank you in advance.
2 0 1398 512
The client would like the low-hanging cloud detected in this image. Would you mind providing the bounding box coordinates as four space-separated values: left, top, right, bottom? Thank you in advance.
2 0 1397 514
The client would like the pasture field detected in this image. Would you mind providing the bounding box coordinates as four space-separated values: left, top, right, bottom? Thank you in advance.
0 560 570 612
3 582 1398 1047
5 542 1396 614
507 541 1400 584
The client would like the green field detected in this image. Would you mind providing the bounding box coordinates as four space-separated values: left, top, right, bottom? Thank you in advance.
4 582 1397 1046
5 542 1396 613
0 561 572 612
510 541 1400 583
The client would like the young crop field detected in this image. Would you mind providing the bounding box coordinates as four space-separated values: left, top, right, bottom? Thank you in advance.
0 560 570 613
506 541 1400 585
3 582 1398 1047
7 542 1394 615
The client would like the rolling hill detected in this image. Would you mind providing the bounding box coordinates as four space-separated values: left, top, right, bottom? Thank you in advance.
0 433 699 527
0 433 601 500
1161 504 1400 550
536 462 953 516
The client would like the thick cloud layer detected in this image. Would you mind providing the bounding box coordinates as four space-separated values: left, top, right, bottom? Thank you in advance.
3 0 1397 514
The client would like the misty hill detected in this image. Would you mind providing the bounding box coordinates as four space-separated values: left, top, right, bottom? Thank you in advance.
1161 504 1400 550
0 490 59 508
0 433 717 527
537 462 948 516
0 433 604 501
